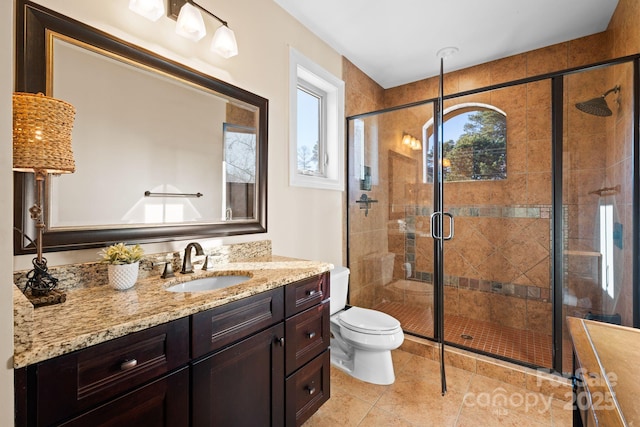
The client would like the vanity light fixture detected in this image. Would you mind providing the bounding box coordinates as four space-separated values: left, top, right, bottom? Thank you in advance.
129 0 239 58
402 132 421 150
13 92 76 304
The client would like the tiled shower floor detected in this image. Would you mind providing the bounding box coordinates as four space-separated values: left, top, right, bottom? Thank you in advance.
374 301 557 368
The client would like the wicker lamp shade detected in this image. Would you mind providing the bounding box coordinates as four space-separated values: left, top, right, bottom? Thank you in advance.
13 92 76 174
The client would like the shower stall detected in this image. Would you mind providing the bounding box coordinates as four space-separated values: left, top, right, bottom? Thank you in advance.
346 56 639 374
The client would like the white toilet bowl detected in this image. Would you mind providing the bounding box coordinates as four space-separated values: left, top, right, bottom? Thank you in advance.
329 266 404 385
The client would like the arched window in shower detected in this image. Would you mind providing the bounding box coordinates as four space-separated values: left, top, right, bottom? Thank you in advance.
423 103 507 183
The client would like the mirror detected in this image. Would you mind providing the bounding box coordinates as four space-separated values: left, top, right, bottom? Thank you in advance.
15 1 268 254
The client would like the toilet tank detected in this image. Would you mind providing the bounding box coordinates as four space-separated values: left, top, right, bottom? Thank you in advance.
330 266 350 316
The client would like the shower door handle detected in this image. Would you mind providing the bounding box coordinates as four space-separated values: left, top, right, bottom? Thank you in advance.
443 212 454 240
429 212 438 239
430 212 455 241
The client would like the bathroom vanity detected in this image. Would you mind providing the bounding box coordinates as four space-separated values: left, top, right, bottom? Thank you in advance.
13 257 331 426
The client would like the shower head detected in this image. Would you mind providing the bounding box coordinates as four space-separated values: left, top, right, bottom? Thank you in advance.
575 85 620 117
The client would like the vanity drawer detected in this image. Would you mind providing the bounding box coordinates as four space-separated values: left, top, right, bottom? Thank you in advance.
192 287 284 358
286 302 330 375
285 272 330 317
34 318 189 427
285 350 330 427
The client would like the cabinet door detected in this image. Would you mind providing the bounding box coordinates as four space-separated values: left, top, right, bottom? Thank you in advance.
192 323 285 427
59 366 189 427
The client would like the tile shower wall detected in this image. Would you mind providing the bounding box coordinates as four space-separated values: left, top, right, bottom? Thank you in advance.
407 206 552 333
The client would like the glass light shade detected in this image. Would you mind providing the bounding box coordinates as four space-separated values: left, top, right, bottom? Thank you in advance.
211 25 238 58
128 0 165 22
175 2 206 42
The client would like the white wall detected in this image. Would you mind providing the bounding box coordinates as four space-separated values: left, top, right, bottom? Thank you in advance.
1 2 14 424
13 0 345 271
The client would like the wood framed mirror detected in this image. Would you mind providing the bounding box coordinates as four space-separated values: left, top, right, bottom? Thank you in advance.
14 0 268 254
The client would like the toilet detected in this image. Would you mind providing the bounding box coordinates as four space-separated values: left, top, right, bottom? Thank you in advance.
329 266 404 385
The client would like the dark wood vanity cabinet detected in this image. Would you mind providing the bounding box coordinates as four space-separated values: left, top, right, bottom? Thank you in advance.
15 273 330 427
192 273 330 427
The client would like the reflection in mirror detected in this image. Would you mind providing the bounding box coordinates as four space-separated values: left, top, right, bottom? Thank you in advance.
223 124 256 220
15 1 267 254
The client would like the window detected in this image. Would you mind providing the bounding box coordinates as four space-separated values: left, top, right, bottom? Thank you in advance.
297 84 324 176
599 203 615 298
289 48 345 190
424 103 507 183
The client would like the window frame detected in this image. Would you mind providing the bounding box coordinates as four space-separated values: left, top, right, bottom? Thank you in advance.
289 48 345 191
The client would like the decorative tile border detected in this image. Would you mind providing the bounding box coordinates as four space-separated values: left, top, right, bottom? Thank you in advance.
406 204 552 219
407 272 550 302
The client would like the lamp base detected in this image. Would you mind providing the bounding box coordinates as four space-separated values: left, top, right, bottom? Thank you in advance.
23 256 65 307
24 289 67 308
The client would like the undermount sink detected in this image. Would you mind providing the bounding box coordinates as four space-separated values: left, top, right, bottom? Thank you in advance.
165 275 251 292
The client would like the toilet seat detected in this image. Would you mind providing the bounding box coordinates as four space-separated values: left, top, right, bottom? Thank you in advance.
338 307 401 335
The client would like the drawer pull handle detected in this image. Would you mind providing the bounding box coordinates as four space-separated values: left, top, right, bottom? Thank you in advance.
306 289 318 297
279 337 285 347
120 359 138 371
307 331 316 339
306 386 316 395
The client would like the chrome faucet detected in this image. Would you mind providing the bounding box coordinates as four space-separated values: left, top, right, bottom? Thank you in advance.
181 242 205 274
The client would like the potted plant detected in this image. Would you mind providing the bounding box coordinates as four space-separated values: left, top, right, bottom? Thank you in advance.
100 243 144 290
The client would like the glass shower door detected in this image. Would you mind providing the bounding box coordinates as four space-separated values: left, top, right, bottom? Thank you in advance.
437 81 555 369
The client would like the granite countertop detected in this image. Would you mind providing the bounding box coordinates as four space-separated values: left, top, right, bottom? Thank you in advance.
13 256 332 369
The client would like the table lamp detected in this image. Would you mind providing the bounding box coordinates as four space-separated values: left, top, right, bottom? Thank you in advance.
13 92 76 304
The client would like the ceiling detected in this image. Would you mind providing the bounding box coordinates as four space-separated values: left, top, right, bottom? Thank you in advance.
274 0 619 89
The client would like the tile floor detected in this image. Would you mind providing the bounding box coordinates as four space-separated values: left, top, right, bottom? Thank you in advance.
374 302 569 369
304 350 574 427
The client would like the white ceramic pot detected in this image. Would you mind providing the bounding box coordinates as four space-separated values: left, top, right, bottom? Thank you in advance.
108 262 139 290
